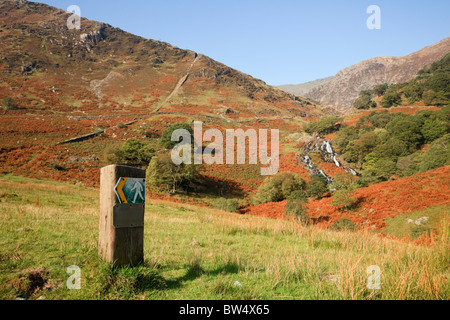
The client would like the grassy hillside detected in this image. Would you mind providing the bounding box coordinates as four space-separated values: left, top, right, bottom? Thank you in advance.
0 175 448 300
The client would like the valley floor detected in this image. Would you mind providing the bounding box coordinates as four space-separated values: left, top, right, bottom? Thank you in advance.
0 175 448 300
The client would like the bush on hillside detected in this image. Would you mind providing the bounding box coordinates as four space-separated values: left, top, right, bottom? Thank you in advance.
284 190 309 225
214 198 239 212
105 138 154 167
330 218 359 231
252 172 306 205
147 152 198 193
1 97 17 111
381 87 401 108
305 116 343 135
160 122 193 149
306 174 329 199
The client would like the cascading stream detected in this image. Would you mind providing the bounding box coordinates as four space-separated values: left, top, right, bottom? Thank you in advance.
299 137 358 184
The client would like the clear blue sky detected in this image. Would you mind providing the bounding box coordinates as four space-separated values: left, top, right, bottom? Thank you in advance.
36 0 450 86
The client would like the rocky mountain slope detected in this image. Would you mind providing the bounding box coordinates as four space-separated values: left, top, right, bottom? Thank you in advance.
0 0 324 120
303 37 450 113
277 76 334 96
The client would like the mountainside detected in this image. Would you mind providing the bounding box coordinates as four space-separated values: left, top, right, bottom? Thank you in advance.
0 0 323 120
0 0 331 187
0 0 338 202
303 37 450 113
277 76 334 96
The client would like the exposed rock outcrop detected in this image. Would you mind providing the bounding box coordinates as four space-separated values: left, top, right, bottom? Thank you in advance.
304 37 450 113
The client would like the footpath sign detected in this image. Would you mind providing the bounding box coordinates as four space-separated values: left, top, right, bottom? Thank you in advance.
115 177 146 204
98 165 146 267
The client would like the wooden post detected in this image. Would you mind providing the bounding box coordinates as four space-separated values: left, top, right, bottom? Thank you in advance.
99 165 146 267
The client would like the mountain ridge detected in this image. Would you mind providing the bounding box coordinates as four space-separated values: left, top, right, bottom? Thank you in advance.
0 0 326 120
301 37 450 113
277 76 334 96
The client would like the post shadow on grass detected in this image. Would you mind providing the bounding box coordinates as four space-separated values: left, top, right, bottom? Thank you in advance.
99 261 169 297
168 260 242 289
190 175 246 198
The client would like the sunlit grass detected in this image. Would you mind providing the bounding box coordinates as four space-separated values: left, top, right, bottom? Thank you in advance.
0 175 448 300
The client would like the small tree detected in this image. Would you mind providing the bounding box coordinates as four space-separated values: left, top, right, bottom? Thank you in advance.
1 97 17 111
331 173 358 211
147 152 198 193
252 172 306 205
381 87 401 108
159 122 193 149
105 138 154 167
305 116 343 135
285 190 309 225
306 174 329 199
373 83 388 97
421 119 447 143
354 92 376 109
422 89 436 105
331 218 359 231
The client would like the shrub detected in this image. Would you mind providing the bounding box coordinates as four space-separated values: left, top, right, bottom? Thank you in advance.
334 126 359 153
285 190 309 225
373 83 389 96
214 198 239 212
332 189 358 211
419 134 450 172
252 172 306 205
306 174 329 199
354 93 376 109
363 159 397 181
147 152 198 193
1 97 17 111
386 118 424 152
421 119 447 143
330 218 359 231
381 87 401 108
160 123 193 149
331 173 358 210
402 80 423 104
365 110 396 128
106 138 154 167
305 117 343 135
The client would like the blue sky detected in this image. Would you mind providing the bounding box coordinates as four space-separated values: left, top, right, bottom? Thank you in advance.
36 0 450 86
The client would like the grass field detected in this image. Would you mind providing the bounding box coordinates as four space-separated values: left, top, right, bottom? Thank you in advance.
0 175 448 300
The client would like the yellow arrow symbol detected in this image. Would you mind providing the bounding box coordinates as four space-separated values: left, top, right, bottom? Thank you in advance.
116 177 128 204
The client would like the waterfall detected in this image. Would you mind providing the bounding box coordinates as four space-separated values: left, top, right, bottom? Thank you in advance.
300 138 359 184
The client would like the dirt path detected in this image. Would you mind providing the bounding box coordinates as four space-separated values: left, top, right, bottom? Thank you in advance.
155 53 199 112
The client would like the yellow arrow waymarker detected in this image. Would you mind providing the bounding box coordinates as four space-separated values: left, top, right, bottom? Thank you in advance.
116 177 128 204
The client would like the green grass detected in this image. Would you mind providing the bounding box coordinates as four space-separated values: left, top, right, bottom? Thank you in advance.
0 175 448 300
383 205 449 239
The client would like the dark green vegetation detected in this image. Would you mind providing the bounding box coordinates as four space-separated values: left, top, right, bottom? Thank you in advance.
306 174 329 199
1 97 17 111
354 52 450 109
284 190 309 225
252 172 306 205
147 152 199 193
335 106 450 186
105 138 155 167
330 173 359 210
305 116 343 135
213 198 240 213
159 122 194 150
